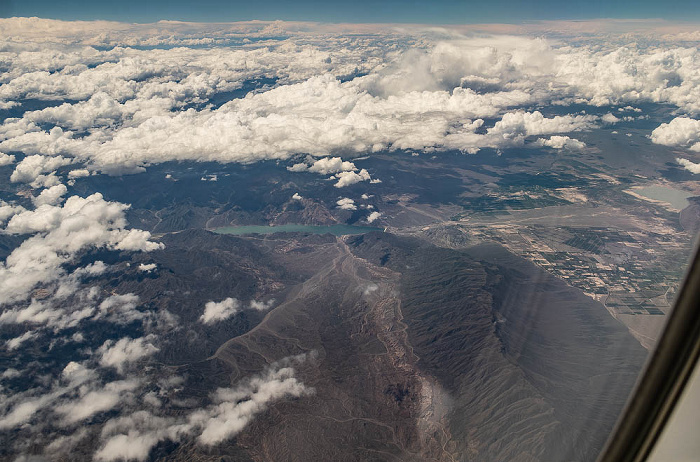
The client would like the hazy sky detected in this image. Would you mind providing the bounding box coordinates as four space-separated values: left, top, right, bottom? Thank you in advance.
2 0 700 24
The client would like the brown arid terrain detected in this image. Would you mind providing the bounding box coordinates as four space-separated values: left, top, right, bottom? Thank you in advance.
126 230 647 462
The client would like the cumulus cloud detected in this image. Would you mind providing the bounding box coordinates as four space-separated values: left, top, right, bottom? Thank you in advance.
0 362 100 430
62 361 98 385
200 297 240 324
677 158 700 174
95 414 174 462
249 299 275 311
138 263 157 272
95 294 146 325
5 330 38 351
366 211 382 223
289 157 374 187
487 111 595 140
67 168 90 179
9 154 72 186
33 184 68 206
0 201 26 225
0 152 15 166
336 198 356 210
534 135 586 150
0 193 162 306
98 337 159 374
651 118 700 151
0 286 103 330
45 428 90 456
0 361 141 440
56 379 141 425
291 193 303 200
1 368 21 380
362 283 379 295
0 393 58 430
307 157 356 175
602 113 620 124
334 169 371 188
287 163 309 172
0 360 142 435
193 361 311 445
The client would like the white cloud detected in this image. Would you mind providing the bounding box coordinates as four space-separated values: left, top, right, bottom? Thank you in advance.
487 111 595 140
5 330 38 351
95 294 146 325
0 299 60 326
9 154 72 186
0 194 162 306
0 361 140 437
62 361 97 385
0 152 15 166
56 379 141 425
193 361 311 445
98 337 159 374
0 201 26 225
336 198 356 210
651 118 700 151
67 168 90 179
334 169 371 188
200 297 240 324
366 211 382 223
0 393 57 429
249 299 275 311
307 157 356 175
534 135 586 150
291 192 303 200
33 184 68 206
289 156 374 187
138 263 157 272
95 426 167 462
1 368 21 379
602 113 620 124
287 163 309 172
0 73 579 174
45 428 90 456
677 158 700 174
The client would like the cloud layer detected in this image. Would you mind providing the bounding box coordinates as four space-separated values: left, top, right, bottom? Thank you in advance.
1 27 699 185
